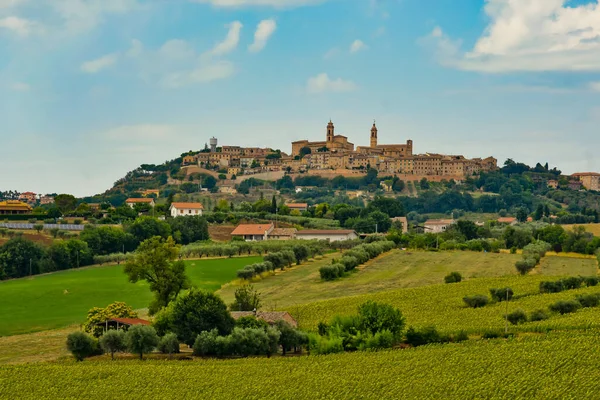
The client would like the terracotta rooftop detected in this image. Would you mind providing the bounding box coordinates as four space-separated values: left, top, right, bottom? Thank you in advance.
231 223 274 236
170 202 204 210
125 198 154 203
572 172 600 177
285 203 308 208
269 228 297 237
424 219 455 225
497 217 517 223
230 311 298 328
103 318 151 326
295 229 356 235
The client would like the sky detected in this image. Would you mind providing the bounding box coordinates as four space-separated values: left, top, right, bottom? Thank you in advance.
2 0 600 197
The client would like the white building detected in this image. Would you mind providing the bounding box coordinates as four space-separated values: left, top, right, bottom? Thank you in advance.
295 229 358 242
424 219 455 233
231 223 274 241
125 198 155 209
170 202 204 217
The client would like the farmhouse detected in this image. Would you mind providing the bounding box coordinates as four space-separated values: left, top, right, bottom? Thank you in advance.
572 172 600 191
18 192 36 203
295 229 358 242
125 198 155 208
96 318 151 332
391 216 409 233
285 203 309 213
497 217 518 225
0 200 32 215
169 202 204 217
231 223 275 241
230 311 298 328
268 228 297 240
424 219 455 233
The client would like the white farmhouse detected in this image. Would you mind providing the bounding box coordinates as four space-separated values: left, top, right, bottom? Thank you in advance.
170 202 204 217
295 229 358 242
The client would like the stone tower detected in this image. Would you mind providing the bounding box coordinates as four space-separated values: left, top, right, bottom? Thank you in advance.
370 121 378 148
327 120 334 144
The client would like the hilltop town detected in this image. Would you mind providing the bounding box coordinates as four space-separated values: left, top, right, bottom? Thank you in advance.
182 120 498 182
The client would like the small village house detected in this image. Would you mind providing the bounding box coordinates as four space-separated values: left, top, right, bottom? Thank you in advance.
18 192 37 203
125 198 155 209
423 219 455 233
497 217 518 226
268 228 297 240
294 229 358 242
169 202 204 217
39 195 55 205
572 172 600 191
230 311 298 328
231 223 274 241
285 203 309 213
0 200 32 215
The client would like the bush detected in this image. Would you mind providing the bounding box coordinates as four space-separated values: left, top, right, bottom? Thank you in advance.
320 264 345 281
99 330 126 360
340 255 359 272
549 300 581 315
562 276 584 290
405 326 442 347
360 330 395 350
489 287 514 302
575 293 600 308
584 276 599 287
193 330 219 357
515 258 537 275
157 333 180 357
308 334 344 355
235 316 269 330
529 309 550 322
444 272 462 284
452 330 469 342
540 280 564 294
125 325 159 360
67 331 99 361
463 295 489 308
358 301 405 336
506 309 527 325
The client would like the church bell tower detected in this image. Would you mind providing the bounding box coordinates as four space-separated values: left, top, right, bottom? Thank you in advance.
370 121 378 148
327 120 334 144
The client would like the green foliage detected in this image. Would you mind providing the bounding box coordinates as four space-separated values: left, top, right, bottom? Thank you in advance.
575 293 600 308
123 236 190 315
549 300 581 315
506 309 527 325
0 237 45 280
320 264 345 281
67 331 100 361
357 301 405 336
444 272 462 284
166 216 209 245
126 216 171 244
463 295 489 308
230 285 262 312
83 302 138 337
489 287 514 302
99 330 126 360
405 326 445 347
529 309 550 322
157 333 180 357
125 325 159 360
235 316 269 330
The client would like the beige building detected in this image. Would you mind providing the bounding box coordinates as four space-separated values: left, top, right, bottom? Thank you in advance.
292 120 354 156
424 219 455 233
572 173 600 191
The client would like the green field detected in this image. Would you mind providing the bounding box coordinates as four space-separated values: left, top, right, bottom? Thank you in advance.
0 257 262 336
219 250 523 308
1 330 599 399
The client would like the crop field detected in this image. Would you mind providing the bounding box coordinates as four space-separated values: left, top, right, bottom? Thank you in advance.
220 250 523 308
0 256 262 336
564 223 600 237
1 330 600 399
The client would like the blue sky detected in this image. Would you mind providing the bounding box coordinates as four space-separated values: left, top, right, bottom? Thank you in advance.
2 0 600 196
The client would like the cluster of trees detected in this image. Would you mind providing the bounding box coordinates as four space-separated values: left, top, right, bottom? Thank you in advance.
320 240 396 281
539 276 599 294
180 239 330 260
514 241 552 275
237 243 323 280
507 292 600 326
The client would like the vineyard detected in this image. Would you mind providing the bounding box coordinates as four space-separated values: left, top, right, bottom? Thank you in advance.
1 330 599 399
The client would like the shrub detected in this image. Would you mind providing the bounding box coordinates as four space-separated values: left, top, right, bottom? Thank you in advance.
358 301 405 336
506 309 527 325
529 309 550 322
515 258 537 275
99 330 126 360
575 293 600 308
228 327 279 357
584 276 599 287
540 280 564 294
562 276 584 290
340 255 359 272
452 330 469 343
157 333 180 358
489 287 514 302
83 302 138 338
125 325 160 360
405 326 442 347
360 330 395 350
308 334 344 355
67 331 99 361
463 295 489 308
444 272 462 284
549 300 581 315
193 330 219 357
235 316 269 330
320 264 345 281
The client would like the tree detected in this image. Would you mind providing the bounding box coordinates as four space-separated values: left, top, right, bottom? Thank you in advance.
271 195 278 214
126 216 171 244
230 285 262 311
157 333 180 359
299 146 311 157
0 237 45 279
203 175 217 189
534 204 544 221
455 220 478 240
123 236 190 315
54 194 77 213
33 224 44 234
357 301 405 336
125 325 159 360
99 330 126 360
166 288 235 346
516 207 528 223
83 302 139 337
166 216 209 245
46 207 62 219
66 331 98 361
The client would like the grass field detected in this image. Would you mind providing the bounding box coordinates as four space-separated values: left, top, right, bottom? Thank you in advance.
1 330 599 399
219 250 523 308
0 256 262 336
564 223 600 237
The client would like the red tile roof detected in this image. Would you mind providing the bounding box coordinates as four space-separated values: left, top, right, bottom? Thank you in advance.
497 217 517 223
170 202 204 210
108 318 151 326
295 229 356 235
231 223 274 236
286 203 308 208
125 198 154 203
230 311 298 328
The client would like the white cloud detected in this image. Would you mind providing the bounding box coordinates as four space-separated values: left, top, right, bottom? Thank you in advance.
248 19 276 53
0 16 35 36
205 21 243 57
306 73 357 94
160 61 235 89
10 81 30 91
159 39 196 60
429 0 600 72
191 0 324 8
50 0 138 35
590 82 600 92
350 39 367 53
373 27 385 38
0 0 26 8
323 47 340 60
127 39 143 57
80 53 118 74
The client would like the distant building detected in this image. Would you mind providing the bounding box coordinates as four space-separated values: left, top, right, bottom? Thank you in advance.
0 200 32 215
568 181 584 191
285 203 309 213
169 202 204 217
230 311 298 328
547 180 558 189
295 229 358 242
142 189 160 198
39 195 55 205
18 192 36 203
219 186 237 195
391 216 409 233
125 198 155 209
231 223 275 241
497 217 518 226
268 228 297 240
424 219 455 233
572 173 600 191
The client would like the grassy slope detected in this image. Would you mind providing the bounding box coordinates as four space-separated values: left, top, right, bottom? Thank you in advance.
1 331 600 399
220 250 523 309
0 257 262 336
564 223 600 237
